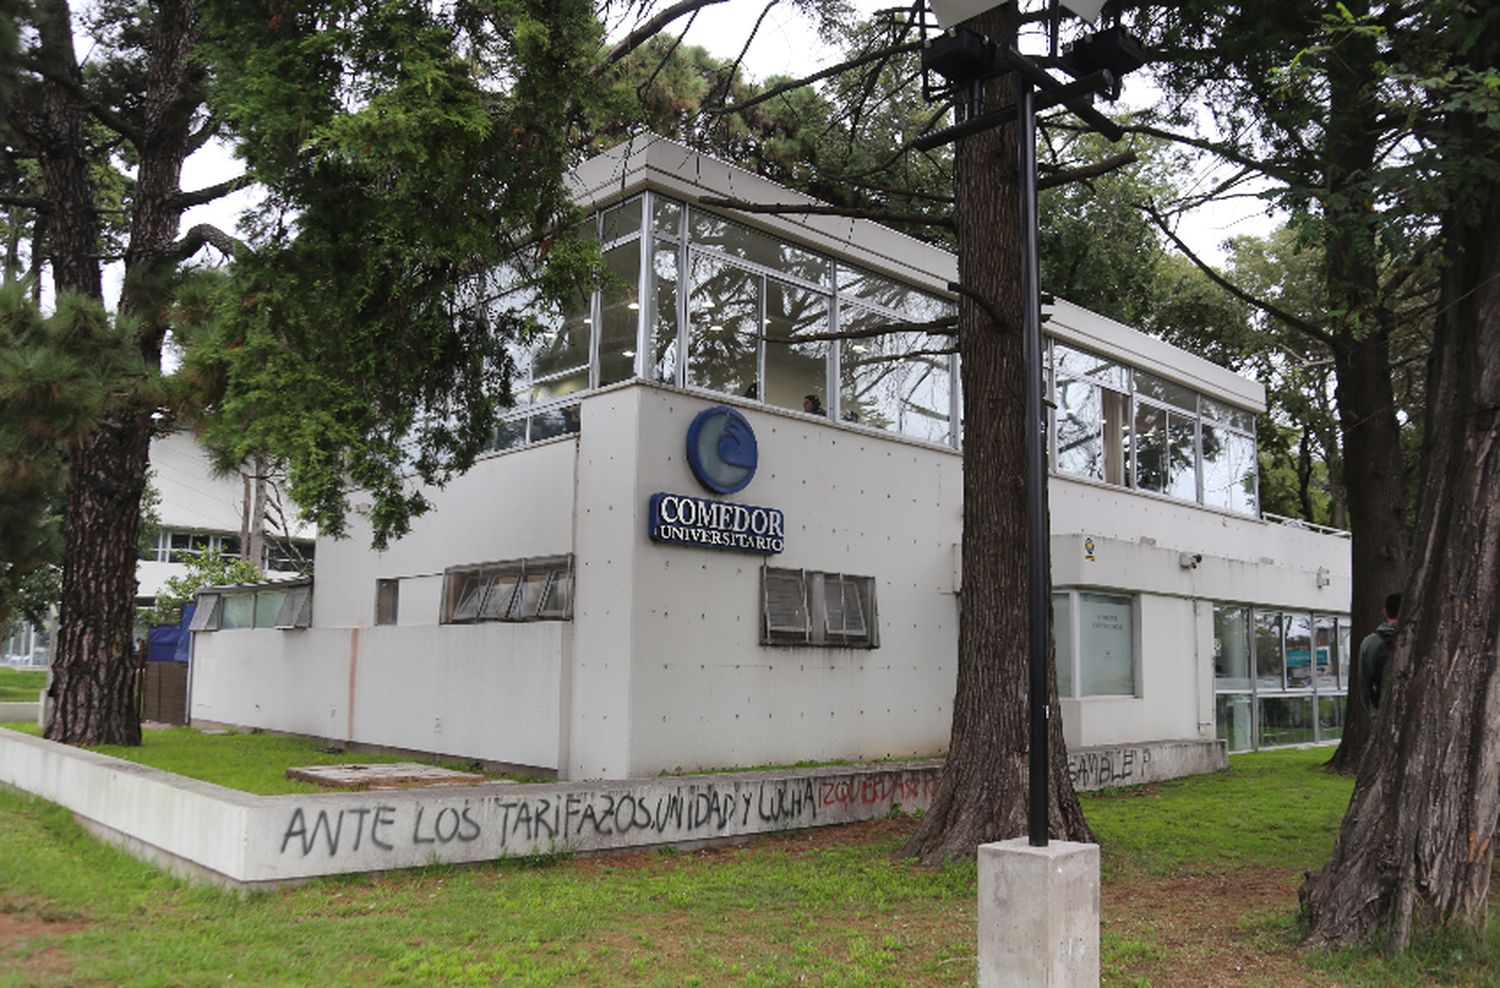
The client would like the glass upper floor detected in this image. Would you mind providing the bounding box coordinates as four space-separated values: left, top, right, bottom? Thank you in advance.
473 190 1260 516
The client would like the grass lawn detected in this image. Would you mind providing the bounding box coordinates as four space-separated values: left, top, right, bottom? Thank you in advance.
1 747 1496 986
0 668 44 703
0 724 529 795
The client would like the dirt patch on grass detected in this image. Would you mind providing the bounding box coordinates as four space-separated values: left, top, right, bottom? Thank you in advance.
0 907 88 985
1104 867 1325 987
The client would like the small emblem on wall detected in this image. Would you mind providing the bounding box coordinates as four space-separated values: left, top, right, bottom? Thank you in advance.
686 406 758 494
1084 536 1096 562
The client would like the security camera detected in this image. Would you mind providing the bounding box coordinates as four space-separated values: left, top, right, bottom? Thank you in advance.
1178 552 1203 569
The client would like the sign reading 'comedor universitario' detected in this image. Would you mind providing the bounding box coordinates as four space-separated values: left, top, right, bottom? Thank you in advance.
648 406 785 555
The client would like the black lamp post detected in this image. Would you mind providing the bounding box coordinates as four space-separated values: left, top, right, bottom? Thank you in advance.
917 0 1143 848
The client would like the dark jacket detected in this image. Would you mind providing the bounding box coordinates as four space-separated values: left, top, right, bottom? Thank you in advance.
1358 622 1396 713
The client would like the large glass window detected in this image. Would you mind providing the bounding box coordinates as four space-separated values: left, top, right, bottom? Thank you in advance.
691 209 830 287
1052 590 1135 697
1216 693 1254 751
688 255 760 398
1077 592 1135 696
763 280 830 414
1201 424 1257 514
598 240 641 387
1258 696 1315 746
1048 343 1258 515
648 244 679 384
1284 613 1314 690
838 306 951 443
1254 611 1284 691
1213 604 1251 690
1215 605 1351 751
1314 616 1338 692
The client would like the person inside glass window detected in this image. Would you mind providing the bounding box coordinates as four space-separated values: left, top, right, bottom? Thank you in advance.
803 394 825 416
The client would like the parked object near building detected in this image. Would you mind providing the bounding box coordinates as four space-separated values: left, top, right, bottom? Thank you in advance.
188 135 1351 781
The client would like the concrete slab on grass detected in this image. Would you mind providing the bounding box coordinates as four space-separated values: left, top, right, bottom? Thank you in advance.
286 762 489 790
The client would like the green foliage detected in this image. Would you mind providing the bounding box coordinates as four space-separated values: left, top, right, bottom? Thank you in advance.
183 0 612 547
145 547 262 627
0 285 150 626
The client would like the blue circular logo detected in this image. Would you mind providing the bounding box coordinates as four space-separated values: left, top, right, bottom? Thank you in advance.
686 406 758 494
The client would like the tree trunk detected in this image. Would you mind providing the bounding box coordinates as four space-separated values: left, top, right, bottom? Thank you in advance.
905 7 1093 864
1320 2 1409 774
247 456 269 569
44 0 201 745
47 409 153 744
1301 93 1500 948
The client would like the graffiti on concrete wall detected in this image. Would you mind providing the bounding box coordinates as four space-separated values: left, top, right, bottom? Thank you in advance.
276 776 852 859
1067 747 1152 791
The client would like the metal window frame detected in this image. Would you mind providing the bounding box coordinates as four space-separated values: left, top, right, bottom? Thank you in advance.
189 594 222 632
274 585 313 629
374 579 400 626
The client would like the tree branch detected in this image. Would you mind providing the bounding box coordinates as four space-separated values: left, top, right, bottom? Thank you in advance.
1138 201 1334 347
713 40 924 117
1050 117 1299 187
170 175 252 210
165 223 245 265
777 315 958 345
1036 151 1138 191
0 192 45 209
184 113 227 155
16 55 144 148
948 281 1010 335
597 0 732 72
696 196 951 230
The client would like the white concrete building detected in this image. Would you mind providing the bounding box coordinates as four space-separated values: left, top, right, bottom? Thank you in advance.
187 136 1353 779
136 431 318 604
1 431 316 667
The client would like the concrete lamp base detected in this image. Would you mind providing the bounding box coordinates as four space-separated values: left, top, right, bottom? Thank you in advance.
978 838 1100 988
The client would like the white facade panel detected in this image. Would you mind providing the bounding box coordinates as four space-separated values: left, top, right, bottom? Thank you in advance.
620 389 961 777
310 437 579 628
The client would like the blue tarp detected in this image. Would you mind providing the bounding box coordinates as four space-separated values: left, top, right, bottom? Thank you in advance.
146 602 195 664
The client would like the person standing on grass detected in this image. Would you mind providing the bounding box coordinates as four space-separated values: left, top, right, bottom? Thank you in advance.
1358 592 1402 713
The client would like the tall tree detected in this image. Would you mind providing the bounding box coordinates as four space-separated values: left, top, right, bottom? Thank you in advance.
1301 0 1500 945
902 4 1093 863
1121 0 1439 771
1 0 615 744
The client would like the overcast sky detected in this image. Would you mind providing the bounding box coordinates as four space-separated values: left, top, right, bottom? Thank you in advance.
162 2 1274 316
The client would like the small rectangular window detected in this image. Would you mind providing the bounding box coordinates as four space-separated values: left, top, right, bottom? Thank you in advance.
537 558 574 619
254 590 287 629
442 556 575 624
220 593 254 630
275 586 312 629
762 568 877 648
375 579 399 626
763 568 810 643
189 594 222 632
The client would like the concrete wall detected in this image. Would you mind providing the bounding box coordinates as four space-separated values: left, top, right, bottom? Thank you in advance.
0 727 942 890
0 701 40 723
613 388 961 778
0 726 1221 891
188 380 1353 780
311 436 580 628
